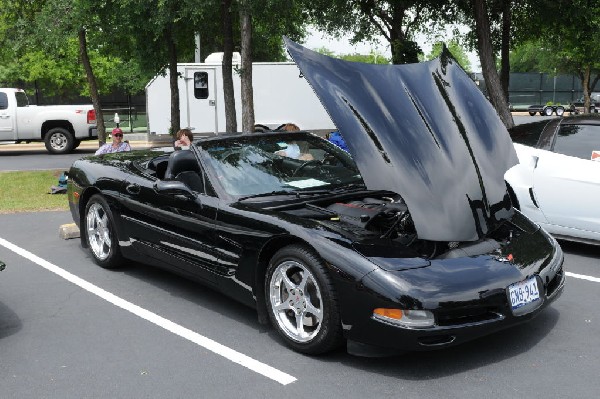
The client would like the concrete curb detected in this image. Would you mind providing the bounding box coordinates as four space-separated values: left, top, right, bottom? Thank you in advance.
59 223 80 240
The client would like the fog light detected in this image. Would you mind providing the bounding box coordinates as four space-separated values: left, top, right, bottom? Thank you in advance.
373 308 435 329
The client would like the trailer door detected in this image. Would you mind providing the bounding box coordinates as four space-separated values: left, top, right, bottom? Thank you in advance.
184 68 218 135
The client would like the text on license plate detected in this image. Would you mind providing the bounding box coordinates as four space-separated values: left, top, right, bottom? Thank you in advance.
508 277 540 309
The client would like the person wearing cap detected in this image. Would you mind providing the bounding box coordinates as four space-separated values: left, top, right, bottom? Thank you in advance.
95 128 131 155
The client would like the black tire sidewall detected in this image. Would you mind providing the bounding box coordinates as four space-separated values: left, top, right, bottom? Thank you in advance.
84 194 123 269
265 244 342 355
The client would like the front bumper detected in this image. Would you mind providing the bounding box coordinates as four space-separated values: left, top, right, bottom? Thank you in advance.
339 241 565 353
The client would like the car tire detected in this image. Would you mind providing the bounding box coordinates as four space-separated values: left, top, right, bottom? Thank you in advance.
543 106 554 116
44 127 74 154
265 245 342 355
555 106 565 116
528 111 536 116
84 194 123 269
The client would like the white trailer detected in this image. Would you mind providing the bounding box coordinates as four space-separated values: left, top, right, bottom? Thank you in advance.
145 55 336 136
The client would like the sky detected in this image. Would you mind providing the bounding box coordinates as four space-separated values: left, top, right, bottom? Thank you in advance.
303 26 481 72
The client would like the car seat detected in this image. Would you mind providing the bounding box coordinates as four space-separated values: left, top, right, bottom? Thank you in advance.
164 150 200 179
163 150 205 193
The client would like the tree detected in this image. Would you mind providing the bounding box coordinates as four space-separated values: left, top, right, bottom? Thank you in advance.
239 0 255 133
472 0 513 128
221 0 237 133
421 40 472 73
509 40 557 73
513 0 600 113
302 0 451 64
27 0 110 143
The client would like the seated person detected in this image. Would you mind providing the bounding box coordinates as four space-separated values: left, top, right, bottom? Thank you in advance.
95 128 131 155
275 123 314 160
328 131 349 152
174 128 194 148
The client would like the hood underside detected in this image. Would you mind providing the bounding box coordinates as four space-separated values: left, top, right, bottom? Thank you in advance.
285 38 518 242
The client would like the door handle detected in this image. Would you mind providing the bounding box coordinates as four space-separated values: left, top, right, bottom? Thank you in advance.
0 115 10 119
126 184 141 195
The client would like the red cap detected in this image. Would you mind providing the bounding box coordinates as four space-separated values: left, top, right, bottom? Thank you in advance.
112 128 123 135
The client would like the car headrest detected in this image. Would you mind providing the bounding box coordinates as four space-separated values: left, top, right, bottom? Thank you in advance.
164 150 200 180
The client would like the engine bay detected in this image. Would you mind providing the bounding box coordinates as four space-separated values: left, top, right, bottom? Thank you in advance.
283 193 513 260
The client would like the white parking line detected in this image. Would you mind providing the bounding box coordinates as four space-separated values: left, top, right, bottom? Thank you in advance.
0 237 297 386
566 271 600 283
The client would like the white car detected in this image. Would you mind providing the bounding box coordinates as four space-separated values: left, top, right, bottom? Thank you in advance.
505 115 600 245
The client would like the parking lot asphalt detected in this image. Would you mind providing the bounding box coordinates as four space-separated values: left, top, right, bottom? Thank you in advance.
1 210 599 398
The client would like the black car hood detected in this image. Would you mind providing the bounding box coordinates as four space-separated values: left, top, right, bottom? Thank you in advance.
285 38 518 242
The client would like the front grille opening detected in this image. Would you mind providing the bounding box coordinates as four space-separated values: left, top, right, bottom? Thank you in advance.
546 266 563 297
418 335 456 346
436 307 504 327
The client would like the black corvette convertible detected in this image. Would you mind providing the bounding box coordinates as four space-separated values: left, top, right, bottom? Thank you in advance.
67 40 564 356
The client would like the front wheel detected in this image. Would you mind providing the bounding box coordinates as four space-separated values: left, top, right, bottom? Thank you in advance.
528 111 536 116
44 127 74 154
265 245 342 355
543 106 554 116
84 194 123 269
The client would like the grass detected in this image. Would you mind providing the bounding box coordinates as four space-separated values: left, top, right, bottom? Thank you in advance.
0 170 69 213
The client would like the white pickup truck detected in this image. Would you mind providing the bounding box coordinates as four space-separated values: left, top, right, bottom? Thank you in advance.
0 88 97 154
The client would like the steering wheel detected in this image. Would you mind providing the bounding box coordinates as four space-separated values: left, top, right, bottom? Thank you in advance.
292 159 322 177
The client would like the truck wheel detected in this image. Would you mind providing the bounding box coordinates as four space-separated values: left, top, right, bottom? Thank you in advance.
528 111 536 116
543 106 554 116
73 139 82 149
45 127 74 154
555 106 565 116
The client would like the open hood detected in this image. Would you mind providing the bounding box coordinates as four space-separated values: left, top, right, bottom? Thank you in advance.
285 37 518 242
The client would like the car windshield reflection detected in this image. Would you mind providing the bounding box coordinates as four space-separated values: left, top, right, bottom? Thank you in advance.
197 133 362 198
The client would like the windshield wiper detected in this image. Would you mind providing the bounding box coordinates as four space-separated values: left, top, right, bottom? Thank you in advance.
302 183 366 195
237 190 299 201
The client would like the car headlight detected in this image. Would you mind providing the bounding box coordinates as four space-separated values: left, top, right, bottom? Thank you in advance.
372 308 435 328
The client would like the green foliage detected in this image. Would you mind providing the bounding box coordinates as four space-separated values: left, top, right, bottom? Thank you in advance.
512 0 600 91
300 0 453 64
0 0 308 100
339 52 390 64
312 46 390 64
421 40 472 72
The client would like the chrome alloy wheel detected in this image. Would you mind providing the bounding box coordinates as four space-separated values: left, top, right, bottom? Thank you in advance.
49 131 69 151
269 260 323 343
86 202 112 261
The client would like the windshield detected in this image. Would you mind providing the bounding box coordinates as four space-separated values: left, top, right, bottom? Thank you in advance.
197 133 363 197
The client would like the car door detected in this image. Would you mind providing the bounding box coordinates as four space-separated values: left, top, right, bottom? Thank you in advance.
119 158 223 284
0 92 15 140
532 123 600 233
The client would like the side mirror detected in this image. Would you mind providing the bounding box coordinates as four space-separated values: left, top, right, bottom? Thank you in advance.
154 180 195 199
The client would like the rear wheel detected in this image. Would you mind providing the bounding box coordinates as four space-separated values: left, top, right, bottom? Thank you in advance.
265 245 342 355
543 106 554 116
555 106 565 116
528 111 536 116
84 194 123 269
44 127 74 154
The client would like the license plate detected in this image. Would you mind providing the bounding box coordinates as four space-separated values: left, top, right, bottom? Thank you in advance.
508 277 540 310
